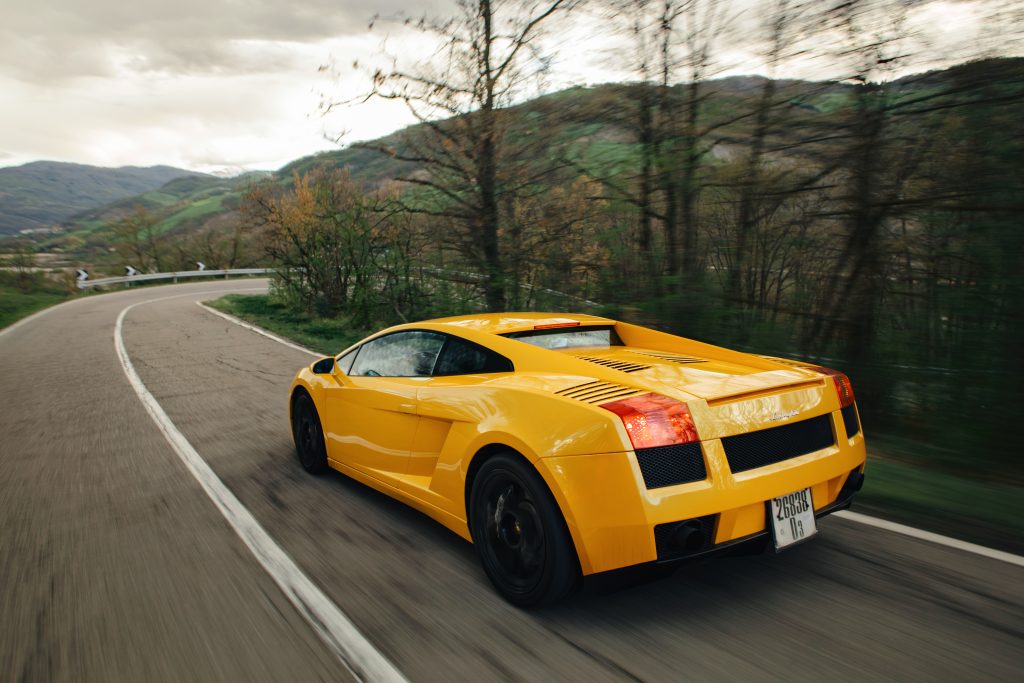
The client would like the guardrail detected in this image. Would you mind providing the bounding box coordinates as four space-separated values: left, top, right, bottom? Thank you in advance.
76 266 600 308
77 268 274 289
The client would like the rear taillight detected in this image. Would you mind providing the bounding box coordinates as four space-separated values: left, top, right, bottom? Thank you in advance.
810 366 855 408
832 373 855 408
601 393 700 449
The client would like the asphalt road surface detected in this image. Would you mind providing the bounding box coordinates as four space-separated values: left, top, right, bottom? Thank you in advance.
2 280 1022 682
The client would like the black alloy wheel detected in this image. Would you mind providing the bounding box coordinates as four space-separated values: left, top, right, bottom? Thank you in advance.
470 453 578 607
291 392 328 474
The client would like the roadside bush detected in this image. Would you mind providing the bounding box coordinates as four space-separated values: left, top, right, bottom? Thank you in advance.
244 168 458 329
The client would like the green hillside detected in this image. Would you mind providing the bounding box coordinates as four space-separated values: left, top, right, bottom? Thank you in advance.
44 172 269 260
0 161 207 235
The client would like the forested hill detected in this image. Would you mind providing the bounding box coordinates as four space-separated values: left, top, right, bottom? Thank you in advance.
0 161 207 235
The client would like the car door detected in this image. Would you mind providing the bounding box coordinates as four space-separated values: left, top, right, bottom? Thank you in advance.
323 330 445 477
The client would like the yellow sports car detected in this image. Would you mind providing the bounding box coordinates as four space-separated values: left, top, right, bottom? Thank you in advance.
289 313 866 606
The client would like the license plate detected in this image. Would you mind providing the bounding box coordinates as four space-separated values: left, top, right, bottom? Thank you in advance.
769 488 817 551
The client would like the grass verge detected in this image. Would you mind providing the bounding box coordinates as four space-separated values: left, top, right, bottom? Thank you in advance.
206 293 364 356
207 292 1024 555
856 457 1023 554
0 284 71 329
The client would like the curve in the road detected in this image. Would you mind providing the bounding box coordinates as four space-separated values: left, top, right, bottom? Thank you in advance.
116 292 407 683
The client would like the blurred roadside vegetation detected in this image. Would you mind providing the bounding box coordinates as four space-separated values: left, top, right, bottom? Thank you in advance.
0 251 75 328
207 292 362 355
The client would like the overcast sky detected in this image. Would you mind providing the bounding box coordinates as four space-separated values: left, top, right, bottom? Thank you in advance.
1 0 1019 174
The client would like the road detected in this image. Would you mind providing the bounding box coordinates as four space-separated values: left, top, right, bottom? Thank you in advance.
2 280 1021 682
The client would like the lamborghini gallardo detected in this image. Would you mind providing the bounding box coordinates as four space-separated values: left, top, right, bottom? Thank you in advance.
289 313 866 606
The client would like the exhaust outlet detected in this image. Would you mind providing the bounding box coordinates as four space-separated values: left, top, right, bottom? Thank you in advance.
671 520 706 553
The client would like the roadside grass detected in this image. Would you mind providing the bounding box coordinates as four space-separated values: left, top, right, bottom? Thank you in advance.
0 285 69 329
207 292 1024 554
857 457 1024 553
206 293 363 356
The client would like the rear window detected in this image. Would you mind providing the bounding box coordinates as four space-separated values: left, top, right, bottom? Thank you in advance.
504 325 623 350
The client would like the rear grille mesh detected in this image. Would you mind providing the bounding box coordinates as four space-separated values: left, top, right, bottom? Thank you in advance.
841 404 860 438
635 443 707 488
576 356 651 373
722 414 834 474
555 381 641 404
635 351 707 364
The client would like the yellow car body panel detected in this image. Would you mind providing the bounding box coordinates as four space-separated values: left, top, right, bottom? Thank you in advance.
290 312 867 577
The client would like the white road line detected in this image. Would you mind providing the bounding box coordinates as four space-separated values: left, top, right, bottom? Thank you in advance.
196 300 321 358
835 511 1024 568
197 293 1024 570
1 279 270 339
116 294 408 683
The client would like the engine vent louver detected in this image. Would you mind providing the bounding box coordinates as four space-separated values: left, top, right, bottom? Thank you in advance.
555 381 642 404
634 351 707 364
576 356 652 373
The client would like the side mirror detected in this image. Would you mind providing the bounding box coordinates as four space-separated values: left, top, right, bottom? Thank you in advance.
311 357 335 374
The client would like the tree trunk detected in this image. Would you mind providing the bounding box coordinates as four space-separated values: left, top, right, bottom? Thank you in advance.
478 0 506 310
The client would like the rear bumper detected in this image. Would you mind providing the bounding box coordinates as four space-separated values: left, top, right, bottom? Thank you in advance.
582 479 864 593
538 409 867 575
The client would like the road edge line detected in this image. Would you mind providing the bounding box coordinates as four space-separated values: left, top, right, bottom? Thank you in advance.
1 278 272 340
834 511 1023 568
195 296 1024 571
115 298 408 682
196 300 321 358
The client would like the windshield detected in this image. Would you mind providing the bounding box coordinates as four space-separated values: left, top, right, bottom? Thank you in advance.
504 325 623 350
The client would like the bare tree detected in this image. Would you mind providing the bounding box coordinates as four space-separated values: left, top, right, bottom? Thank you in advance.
799 0 926 362
111 208 165 272
666 0 726 283
570 0 727 291
726 0 801 306
352 0 579 310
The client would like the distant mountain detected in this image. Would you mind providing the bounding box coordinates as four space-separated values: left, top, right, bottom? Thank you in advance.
0 161 208 235
43 170 271 261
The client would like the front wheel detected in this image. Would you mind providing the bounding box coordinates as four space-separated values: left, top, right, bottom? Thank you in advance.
469 453 579 607
291 392 328 474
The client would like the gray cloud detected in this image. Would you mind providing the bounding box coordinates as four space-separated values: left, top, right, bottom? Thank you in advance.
0 0 452 82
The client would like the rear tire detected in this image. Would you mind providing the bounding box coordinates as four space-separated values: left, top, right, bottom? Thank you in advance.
291 392 328 474
469 453 579 607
